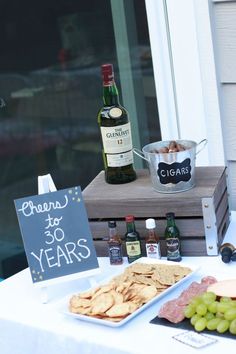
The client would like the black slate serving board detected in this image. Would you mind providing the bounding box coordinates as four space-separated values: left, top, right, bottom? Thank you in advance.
150 316 236 340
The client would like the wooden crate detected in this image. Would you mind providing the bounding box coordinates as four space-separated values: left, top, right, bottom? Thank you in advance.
82 167 230 257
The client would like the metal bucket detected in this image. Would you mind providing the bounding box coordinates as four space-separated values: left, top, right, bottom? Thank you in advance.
133 139 207 193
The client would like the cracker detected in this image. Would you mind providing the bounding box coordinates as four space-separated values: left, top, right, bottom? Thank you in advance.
139 285 158 303
106 302 131 318
90 293 114 315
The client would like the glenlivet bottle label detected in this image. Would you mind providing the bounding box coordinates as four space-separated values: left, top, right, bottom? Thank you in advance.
166 237 181 260
100 122 132 154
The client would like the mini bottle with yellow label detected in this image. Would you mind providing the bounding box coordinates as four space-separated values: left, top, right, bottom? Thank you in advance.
97 63 136 184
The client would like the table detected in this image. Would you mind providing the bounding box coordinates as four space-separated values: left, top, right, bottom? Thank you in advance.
1 217 236 354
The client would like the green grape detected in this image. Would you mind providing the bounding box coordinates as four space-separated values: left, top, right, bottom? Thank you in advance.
216 312 224 319
196 303 207 316
216 319 230 333
206 317 221 331
208 301 218 314
189 296 202 307
217 302 230 313
205 312 215 321
184 305 196 319
224 308 236 321
229 319 236 335
220 296 232 303
190 314 202 326
194 317 207 332
202 292 216 305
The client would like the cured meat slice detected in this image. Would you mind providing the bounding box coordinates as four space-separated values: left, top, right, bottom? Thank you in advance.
158 299 185 323
201 276 217 285
158 276 217 323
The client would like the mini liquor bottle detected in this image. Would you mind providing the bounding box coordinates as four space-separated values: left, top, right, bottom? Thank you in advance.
145 218 161 259
164 212 182 262
125 215 142 263
107 221 123 265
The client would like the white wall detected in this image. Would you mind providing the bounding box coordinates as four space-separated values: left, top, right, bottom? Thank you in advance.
211 0 236 209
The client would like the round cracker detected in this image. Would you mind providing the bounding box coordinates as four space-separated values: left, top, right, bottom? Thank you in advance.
90 292 114 315
106 302 131 317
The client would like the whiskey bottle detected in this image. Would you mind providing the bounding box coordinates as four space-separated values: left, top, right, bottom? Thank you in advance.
97 63 137 184
145 218 161 259
107 221 123 265
164 212 182 262
125 215 142 263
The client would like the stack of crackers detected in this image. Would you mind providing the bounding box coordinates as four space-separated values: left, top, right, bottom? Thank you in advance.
69 262 192 323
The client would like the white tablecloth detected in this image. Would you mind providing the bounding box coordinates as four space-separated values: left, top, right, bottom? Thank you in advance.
1 215 236 354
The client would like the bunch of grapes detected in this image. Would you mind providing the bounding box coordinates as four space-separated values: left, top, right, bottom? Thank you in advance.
184 291 236 334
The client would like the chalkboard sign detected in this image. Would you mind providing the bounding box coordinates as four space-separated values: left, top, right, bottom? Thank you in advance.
157 158 192 185
14 186 99 287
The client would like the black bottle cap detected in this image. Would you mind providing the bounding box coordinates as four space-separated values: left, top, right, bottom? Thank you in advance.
221 246 233 263
166 212 175 219
108 220 116 228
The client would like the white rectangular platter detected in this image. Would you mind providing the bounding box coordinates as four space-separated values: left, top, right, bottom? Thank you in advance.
59 257 199 327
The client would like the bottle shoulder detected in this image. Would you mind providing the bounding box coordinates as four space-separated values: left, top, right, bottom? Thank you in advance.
98 104 128 126
164 227 180 238
125 231 140 240
146 231 159 243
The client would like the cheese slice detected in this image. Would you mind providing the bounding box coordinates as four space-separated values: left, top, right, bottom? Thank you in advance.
208 279 236 298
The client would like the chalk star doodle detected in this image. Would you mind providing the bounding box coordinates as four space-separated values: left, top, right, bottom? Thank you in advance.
31 269 44 282
68 187 81 202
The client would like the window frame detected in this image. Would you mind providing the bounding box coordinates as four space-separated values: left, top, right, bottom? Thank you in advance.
145 0 225 166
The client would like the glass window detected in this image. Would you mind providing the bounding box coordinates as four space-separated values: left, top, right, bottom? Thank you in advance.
0 0 160 278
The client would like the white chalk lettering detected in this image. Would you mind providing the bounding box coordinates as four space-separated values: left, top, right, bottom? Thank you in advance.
160 170 166 177
45 248 58 268
65 242 81 262
30 249 45 272
45 228 65 244
45 214 63 229
77 239 91 259
17 195 68 217
30 238 91 274
175 168 181 175
45 230 54 245
57 245 70 266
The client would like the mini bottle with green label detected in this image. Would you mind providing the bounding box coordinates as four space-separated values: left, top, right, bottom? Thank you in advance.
97 63 136 184
125 215 142 263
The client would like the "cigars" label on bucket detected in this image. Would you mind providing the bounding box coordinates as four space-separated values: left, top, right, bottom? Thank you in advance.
157 158 191 185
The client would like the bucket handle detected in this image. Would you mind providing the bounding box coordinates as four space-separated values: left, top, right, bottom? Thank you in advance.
196 139 208 155
133 148 149 162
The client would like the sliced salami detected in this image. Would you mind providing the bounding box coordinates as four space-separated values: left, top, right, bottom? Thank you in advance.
158 276 217 323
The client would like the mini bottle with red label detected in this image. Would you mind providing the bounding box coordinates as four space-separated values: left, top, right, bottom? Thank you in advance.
145 218 161 259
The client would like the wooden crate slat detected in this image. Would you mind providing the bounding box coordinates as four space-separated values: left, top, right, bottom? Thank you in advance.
215 190 229 228
213 167 227 209
83 167 227 219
